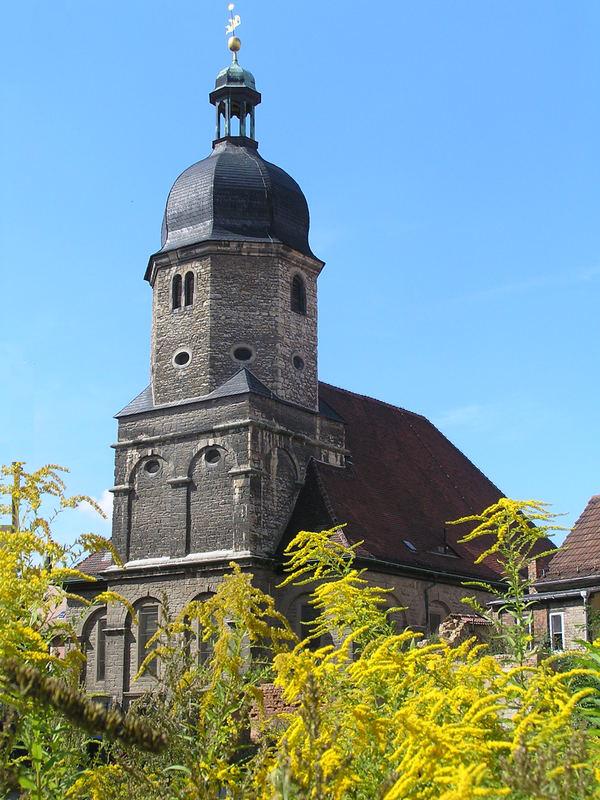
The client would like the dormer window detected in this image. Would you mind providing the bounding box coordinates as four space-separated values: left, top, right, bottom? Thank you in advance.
430 544 459 557
291 274 306 315
172 274 182 310
184 271 194 306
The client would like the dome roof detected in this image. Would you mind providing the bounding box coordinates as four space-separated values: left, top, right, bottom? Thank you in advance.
214 61 256 90
159 140 315 258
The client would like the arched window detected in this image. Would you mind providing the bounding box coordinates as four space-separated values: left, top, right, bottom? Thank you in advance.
96 615 107 681
81 607 108 688
172 274 182 310
184 271 194 306
291 274 307 315
427 601 449 636
138 603 159 676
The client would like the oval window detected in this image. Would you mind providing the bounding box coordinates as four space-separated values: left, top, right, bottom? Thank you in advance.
293 355 305 370
144 459 160 475
174 350 191 366
204 448 222 464
233 346 253 362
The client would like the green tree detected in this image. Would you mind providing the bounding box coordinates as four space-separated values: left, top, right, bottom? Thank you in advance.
449 498 561 666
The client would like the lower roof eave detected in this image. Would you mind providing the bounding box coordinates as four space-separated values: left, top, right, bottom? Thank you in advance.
488 586 600 606
80 553 280 582
534 573 600 591
353 555 505 589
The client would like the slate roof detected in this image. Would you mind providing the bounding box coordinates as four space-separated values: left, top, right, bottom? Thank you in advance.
92 381 553 584
116 369 341 421
153 139 317 263
284 383 514 582
115 369 275 418
542 494 600 580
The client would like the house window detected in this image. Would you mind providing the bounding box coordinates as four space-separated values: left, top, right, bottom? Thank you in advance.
96 616 107 681
184 271 194 306
549 612 565 651
291 275 307 315
138 604 159 676
172 274 182 309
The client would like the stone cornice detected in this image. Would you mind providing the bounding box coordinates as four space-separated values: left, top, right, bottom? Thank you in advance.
113 416 349 458
146 239 324 286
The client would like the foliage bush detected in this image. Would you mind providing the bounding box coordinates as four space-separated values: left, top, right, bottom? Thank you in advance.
1 464 599 799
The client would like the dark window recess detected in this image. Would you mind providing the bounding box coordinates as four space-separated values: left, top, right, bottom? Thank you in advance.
184 271 194 306
172 274 182 309
138 605 159 676
174 350 191 366
300 603 320 650
204 448 222 464
96 617 107 681
144 459 160 475
293 355 305 370
428 613 442 636
291 275 307 314
233 346 252 362
199 634 215 664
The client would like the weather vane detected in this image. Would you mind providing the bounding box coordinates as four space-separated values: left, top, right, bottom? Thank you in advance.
226 3 242 54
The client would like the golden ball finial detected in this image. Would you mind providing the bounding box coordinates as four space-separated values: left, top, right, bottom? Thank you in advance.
228 35 241 52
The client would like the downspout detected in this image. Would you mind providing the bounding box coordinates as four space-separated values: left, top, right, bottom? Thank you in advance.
423 581 437 633
580 589 590 642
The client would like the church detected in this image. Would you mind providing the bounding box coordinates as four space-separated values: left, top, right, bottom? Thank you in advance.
69 36 507 706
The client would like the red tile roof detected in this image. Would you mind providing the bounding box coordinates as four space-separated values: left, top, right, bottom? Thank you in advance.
75 550 113 576
285 383 532 582
543 494 600 580
77 382 555 585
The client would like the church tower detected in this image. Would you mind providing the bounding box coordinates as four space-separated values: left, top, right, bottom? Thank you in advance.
72 12 519 706
146 43 322 412
110 35 346 566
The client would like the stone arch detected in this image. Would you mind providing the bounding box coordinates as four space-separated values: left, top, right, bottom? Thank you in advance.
262 446 300 543
187 444 233 554
127 454 172 561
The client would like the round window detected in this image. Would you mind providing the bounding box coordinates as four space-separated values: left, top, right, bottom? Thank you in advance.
174 349 191 367
293 355 305 370
144 459 160 475
204 448 222 464
232 346 253 363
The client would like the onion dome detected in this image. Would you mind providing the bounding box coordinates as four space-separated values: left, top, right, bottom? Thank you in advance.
154 42 316 263
159 140 314 258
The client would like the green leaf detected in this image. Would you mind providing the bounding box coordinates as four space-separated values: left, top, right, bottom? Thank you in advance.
30 741 43 762
163 764 192 775
18 775 37 790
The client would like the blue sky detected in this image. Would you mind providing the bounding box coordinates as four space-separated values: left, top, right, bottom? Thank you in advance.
1 1 599 546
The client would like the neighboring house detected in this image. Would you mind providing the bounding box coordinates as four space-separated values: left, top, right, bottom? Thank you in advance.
66 36 543 707
526 494 600 651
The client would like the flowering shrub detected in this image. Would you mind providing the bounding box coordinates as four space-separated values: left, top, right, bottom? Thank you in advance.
1 464 599 799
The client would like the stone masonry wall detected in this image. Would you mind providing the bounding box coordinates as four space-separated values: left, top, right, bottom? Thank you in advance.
111 394 347 563
149 243 321 410
69 561 491 704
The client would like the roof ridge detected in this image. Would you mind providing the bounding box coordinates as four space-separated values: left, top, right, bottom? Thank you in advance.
318 381 426 421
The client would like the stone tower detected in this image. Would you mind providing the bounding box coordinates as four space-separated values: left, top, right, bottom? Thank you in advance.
110 44 346 566
72 28 522 707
